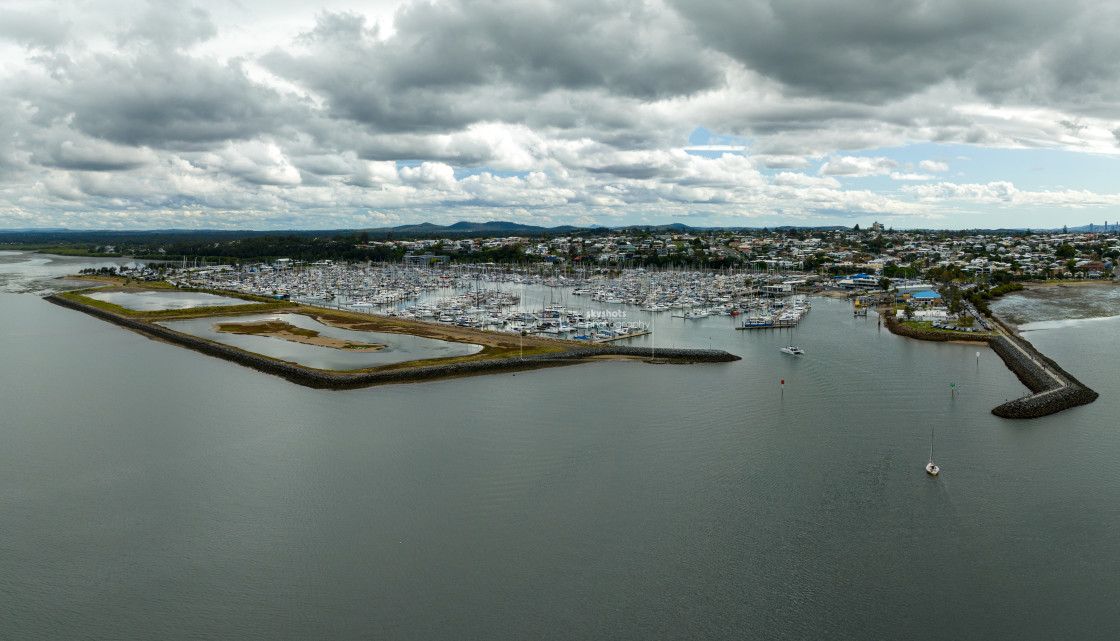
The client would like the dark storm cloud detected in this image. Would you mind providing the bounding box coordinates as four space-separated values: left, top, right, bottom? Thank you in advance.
35 139 155 171
588 165 672 180
23 50 296 148
387 0 720 97
9 2 299 151
669 0 1082 103
263 0 723 134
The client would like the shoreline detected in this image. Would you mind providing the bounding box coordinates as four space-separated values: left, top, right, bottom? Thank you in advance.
1021 280 1118 288
881 308 1098 418
45 294 740 389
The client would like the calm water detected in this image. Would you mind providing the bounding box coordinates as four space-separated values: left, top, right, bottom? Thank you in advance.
162 313 483 370
84 290 255 311
2 251 1118 640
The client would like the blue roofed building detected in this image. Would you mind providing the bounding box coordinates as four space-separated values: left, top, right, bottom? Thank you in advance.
911 290 942 305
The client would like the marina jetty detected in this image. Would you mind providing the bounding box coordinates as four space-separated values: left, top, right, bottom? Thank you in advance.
882 310 1098 418
45 293 738 389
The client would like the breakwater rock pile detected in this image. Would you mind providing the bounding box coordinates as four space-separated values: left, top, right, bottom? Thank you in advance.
47 295 739 389
882 308 1097 419
987 334 1098 419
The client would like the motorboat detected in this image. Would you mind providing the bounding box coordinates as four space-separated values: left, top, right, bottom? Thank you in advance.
779 345 804 355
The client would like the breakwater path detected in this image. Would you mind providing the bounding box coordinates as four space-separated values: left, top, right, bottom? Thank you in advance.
883 309 1097 418
986 319 1098 418
45 294 740 389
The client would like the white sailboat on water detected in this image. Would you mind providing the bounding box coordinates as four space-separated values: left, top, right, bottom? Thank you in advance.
926 425 940 476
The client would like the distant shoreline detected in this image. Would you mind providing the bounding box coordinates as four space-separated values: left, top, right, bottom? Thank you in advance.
1021 280 1118 288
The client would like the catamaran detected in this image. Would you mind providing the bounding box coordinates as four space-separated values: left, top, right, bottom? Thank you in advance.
779 345 804 355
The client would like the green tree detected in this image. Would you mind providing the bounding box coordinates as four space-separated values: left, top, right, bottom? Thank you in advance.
1055 243 1076 259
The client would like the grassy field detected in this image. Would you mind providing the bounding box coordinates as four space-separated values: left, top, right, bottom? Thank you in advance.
65 275 176 288
902 319 994 336
216 320 319 337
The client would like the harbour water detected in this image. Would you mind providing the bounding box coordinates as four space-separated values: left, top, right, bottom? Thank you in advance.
83 289 255 311
1 251 1118 639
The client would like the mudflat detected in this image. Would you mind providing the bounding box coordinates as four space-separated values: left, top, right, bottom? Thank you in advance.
215 319 387 351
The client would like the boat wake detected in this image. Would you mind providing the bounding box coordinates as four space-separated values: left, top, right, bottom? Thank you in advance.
1018 315 1120 333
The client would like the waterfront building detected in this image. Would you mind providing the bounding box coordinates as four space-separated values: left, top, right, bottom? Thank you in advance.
911 291 942 305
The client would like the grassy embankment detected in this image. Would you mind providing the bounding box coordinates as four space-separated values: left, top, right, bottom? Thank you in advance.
56 287 295 320
65 275 176 288
900 319 994 336
58 283 574 370
887 303 994 338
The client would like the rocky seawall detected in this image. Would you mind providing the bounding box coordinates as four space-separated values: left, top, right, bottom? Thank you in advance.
46 295 740 389
882 308 1097 419
986 332 1099 419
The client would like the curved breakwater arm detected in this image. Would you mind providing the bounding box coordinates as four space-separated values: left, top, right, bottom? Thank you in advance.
882 308 1097 419
44 294 739 389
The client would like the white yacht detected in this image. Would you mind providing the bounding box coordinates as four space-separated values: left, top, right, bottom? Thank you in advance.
926 425 939 476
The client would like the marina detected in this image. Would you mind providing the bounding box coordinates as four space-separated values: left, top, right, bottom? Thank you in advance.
592 329 652 343
736 297 812 329
49 256 1098 416
163 262 823 341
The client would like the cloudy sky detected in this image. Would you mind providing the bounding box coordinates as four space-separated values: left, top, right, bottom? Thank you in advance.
2 0 1120 230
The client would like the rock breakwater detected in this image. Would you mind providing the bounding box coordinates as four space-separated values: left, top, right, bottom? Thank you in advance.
46 295 739 389
986 333 1099 419
882 308 1097 419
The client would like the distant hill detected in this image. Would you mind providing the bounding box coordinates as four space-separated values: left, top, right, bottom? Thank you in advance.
620 222 694 231
773 225 851 231
362 220 587 236
1 227 69 232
